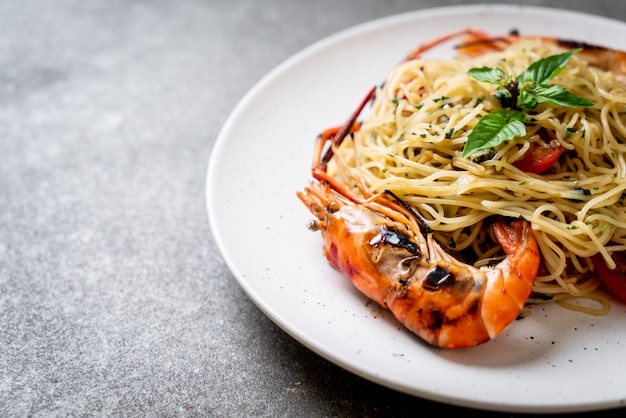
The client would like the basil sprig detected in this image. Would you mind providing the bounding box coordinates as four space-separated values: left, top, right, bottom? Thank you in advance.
462 49 593 158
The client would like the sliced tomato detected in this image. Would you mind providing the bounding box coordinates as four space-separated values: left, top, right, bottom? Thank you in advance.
513 139 564 174
591 251 626 303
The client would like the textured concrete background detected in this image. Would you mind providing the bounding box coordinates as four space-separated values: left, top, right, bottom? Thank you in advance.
2 0 626 416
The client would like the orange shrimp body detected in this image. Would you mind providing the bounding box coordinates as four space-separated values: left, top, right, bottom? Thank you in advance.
298 182 540 349
453 28 626 80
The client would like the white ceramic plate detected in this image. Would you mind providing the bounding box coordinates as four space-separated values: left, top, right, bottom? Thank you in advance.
207 4 626 413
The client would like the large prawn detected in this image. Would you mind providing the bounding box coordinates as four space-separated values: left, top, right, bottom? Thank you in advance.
447 28 626 83
297 29 626 349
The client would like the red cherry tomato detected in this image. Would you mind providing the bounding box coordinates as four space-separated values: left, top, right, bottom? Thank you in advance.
591 251 626 303
513 139 564 174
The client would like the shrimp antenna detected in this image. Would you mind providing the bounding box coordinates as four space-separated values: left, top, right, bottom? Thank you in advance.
384 190 432 234
320 86 376 168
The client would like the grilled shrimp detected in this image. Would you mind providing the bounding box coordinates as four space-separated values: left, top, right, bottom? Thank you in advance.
448 28 626 81
298 182 540 349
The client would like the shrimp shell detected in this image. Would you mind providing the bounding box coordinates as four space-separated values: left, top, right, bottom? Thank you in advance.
298 182 540 349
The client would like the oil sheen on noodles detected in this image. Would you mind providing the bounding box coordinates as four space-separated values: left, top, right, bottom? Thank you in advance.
327 39 626 315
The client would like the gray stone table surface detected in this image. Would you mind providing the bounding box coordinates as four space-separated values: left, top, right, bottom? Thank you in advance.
3 0 626 416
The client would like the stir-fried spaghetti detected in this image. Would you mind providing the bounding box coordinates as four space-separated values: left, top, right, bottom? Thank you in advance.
325 38 626 314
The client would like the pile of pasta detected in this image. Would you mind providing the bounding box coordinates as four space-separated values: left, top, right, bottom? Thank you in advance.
327 38 626 314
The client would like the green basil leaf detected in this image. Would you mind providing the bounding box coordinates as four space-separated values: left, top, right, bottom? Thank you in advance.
468 66 507 84
463 48 594 160
525 84 594 108
517 49 580 84
462 110 527 158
